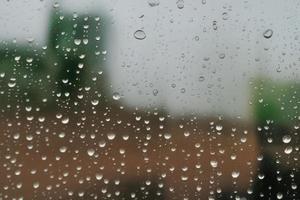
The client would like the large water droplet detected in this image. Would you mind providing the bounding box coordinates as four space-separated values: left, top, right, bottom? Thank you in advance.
134 30 146 40
153 89 159 96
216 125 223 131
282 135 291 144
87 148 95 156
59 146 67 153
8 82 16 88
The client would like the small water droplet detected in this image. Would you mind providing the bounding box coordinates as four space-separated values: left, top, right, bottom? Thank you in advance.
282 135 291 144
218 53 225 59
222 12 229 20
231 171 240 178
216 125 223 131
198 76 205 82
263 29 273 39
277 193 283 199
91 99 99 106
74 39 81 45
153 89 159 96
112 92 121 100
213 21 218 30
61 117 69 124
107 133 116 140
53 2 60 8
59 146 67 153
95 173 103 180
164 133 172 140
33 182 40 189
14 56 21 61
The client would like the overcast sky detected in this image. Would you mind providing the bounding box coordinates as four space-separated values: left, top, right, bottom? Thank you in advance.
1 0 300 120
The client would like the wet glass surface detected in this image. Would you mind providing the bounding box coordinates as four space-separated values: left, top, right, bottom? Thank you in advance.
0 1 299 199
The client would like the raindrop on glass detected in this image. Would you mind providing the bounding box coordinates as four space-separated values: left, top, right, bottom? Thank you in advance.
134 30 146 40
263 29 273 39
176 0 184 9
112 92 121 100
148 0 160 7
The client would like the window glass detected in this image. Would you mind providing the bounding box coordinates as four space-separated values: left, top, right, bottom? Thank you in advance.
0 0 299 199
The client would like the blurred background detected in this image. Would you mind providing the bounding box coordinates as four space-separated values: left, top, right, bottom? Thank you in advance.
0 0 299 199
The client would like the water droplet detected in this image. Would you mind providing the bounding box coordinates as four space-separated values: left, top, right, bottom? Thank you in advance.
231 171 240 178
33 182 40 189
53 2 59 8
87 148 95 156
119 149 125 154
282 135 291 144
95 173 103 180
82 38 88 45
164 133 172 140
78 63 84 69
284 146 293 154
61 117 69 124
277 193 283 199
181 175 188 181
222 12 229 20
134 30 146 40
213 21 218 30
153 89 159 96
74 39 81 45
218 53 225 59
107 133 116 140
148 0 160 7
112 92 121 100
13 133 20 140
59 132 65 138
91 99 99 106
26 57 33 63
198 76 205 82
210 160 218 168
8 81 16 88
14 56 21 61
98 140 106 148
176 0 184 9
59 146 67 153
216 125 223 131
184 131 190 137
263 29 273 39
